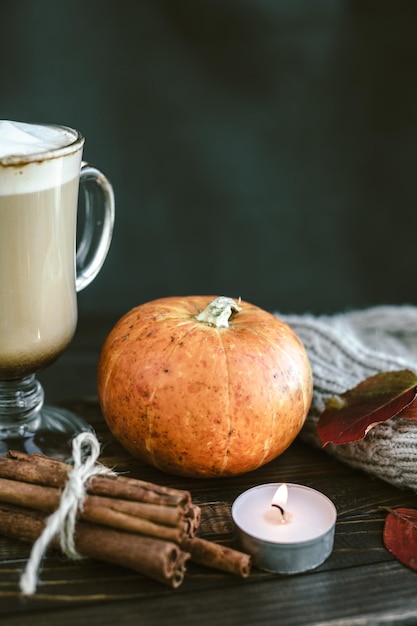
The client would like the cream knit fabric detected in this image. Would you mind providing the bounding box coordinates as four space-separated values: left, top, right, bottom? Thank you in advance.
279 305 417 492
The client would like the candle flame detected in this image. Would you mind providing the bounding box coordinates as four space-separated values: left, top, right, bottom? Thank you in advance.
271 483 288 508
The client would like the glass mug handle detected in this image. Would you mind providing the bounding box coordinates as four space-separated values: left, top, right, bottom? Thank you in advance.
75 162 115 292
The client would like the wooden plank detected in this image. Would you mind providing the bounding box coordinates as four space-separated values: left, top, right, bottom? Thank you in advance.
2 372 417 624
0 414 415 618
0 508 399 615
1 560 416 626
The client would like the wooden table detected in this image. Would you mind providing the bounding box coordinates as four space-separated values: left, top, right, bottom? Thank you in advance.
2 316 417 626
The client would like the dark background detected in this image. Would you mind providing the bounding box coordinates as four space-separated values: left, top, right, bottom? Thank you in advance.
1 0 417 319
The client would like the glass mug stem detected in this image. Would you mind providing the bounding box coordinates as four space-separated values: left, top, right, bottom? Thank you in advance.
0 376 43 436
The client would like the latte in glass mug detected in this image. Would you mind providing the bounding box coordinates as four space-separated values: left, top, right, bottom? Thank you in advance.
0 121 113 380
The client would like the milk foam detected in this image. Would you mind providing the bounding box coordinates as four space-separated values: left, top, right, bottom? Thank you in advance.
0 121 83 195
0 120 77 158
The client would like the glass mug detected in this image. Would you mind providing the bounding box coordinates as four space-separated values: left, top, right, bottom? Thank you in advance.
0 121 115 457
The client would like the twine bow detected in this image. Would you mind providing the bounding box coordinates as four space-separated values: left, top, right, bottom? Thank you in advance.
20 431 110 595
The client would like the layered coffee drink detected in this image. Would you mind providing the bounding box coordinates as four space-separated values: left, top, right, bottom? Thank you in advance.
0 121 83 379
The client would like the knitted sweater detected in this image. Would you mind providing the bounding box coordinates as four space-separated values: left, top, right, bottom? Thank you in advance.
279 305 417 492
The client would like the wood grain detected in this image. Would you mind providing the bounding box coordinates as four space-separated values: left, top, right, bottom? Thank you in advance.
0 318 416 624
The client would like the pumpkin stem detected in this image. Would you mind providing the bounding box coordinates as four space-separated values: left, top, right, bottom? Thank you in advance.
195 296 242 328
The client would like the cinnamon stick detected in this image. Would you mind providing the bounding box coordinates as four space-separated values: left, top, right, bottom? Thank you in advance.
4 451 191 509
181 536 251 578
4 451 201 532
3 450 185 503
0 476 190 542
0 503 190 588
0 451 200 534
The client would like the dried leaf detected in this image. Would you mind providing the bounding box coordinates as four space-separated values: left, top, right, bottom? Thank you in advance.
397 398 417 420
383 508 417 571
317 370 417 446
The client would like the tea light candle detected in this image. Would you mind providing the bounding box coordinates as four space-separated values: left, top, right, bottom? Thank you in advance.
232 483 337 574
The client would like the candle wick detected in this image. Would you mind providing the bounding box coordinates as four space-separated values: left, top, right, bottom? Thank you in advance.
271 503 285 516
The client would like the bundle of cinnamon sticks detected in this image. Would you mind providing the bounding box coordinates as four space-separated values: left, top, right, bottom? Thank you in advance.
0 450 251 588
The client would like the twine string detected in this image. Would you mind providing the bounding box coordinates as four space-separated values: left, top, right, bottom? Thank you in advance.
20 431 110 595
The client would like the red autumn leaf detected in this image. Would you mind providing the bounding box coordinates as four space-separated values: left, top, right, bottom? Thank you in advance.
383 508 417 571
317 370 417 446
397 397 417 420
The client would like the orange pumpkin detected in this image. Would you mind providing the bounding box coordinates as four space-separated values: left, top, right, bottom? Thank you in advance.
97 296 313 478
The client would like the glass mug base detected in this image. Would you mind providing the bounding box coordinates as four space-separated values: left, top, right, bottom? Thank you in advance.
0 376 94 461
0 405 94 461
